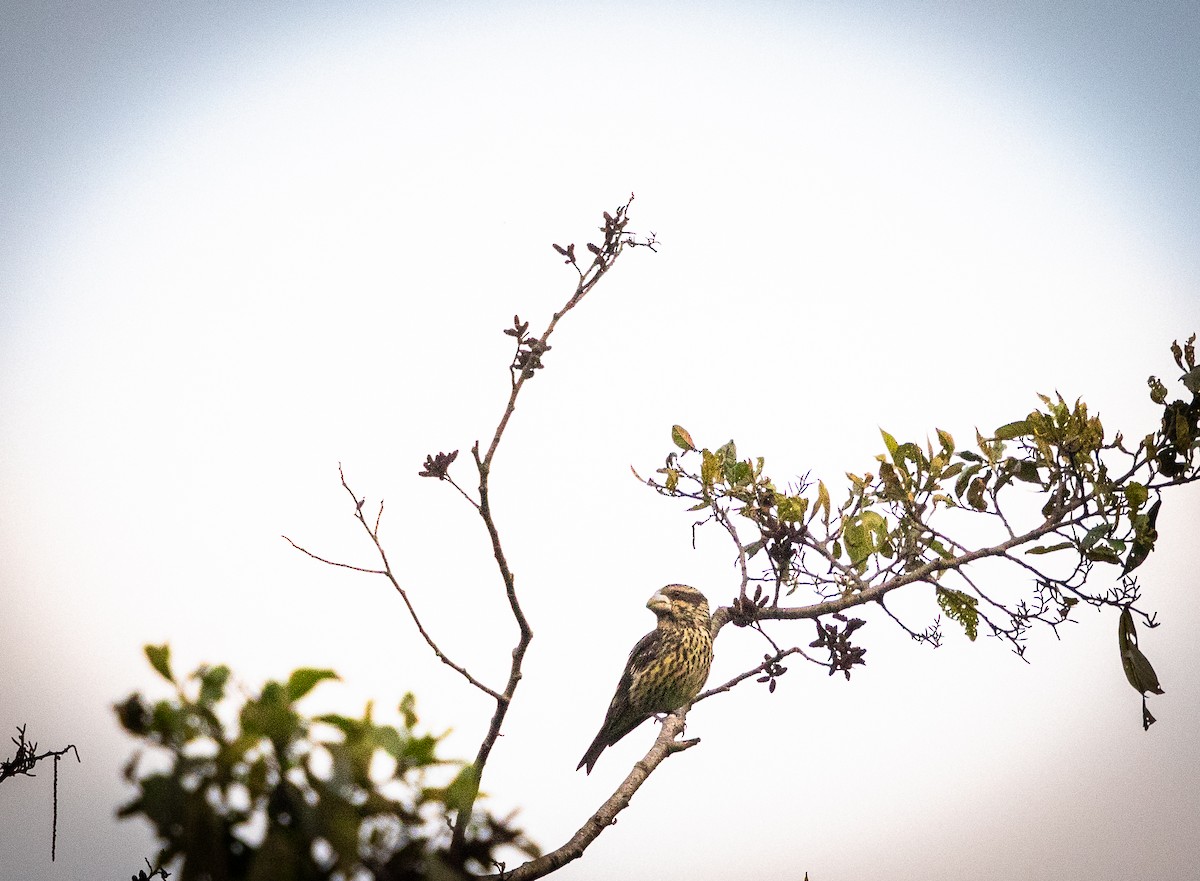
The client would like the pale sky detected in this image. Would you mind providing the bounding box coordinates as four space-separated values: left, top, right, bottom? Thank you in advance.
2 3 1199 880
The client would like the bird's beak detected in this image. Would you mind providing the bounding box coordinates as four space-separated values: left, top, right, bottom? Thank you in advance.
647 590 671 614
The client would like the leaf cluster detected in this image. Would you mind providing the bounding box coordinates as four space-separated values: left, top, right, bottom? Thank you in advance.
115 645 538 881
643 338 1199 724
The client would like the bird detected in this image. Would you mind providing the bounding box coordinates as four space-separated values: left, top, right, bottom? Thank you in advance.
577 584 714 774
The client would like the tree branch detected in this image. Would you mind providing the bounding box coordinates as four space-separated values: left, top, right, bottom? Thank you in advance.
695 647 803 702
479 712 696 881
286 465 503 701
451 198 654 858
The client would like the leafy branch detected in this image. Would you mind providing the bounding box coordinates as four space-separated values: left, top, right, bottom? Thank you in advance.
116 644 537 879
640 335 1200 729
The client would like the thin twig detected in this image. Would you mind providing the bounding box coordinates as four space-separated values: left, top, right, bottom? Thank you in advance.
714 505 750 598
0 727 80 863
280 535 387 575
341 466 506 702
695 648 804 702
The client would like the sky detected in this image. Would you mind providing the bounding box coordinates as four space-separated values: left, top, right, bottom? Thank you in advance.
2 2 1199 879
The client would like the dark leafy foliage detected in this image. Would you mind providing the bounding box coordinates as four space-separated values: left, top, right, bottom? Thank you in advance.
116 645 539 881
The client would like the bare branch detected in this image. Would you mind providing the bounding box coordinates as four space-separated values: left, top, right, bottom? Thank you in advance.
0 725 81 862
0 725 79 785
286 466 503 701
280 535 387 575
453 198 653 856
713 504 750 598
695 648 803 702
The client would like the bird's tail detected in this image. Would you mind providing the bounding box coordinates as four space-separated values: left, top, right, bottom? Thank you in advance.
576 734 607 774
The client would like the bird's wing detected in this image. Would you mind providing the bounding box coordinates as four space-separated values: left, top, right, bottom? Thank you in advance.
601 628 662 731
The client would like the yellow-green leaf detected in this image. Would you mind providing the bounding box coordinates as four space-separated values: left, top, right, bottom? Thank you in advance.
665 468 679 491
1026 542 1073 555
880 428 899 459
286 668 339 703
936 428 955 454
814 480 831 523
1124 482 1148 511
671 424 695 451
145 644 173 683
995 420 1032 440
778 495 809 522
936 587 979 641
444 764 481 815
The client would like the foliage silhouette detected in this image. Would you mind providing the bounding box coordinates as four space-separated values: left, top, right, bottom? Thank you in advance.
116 644 538 881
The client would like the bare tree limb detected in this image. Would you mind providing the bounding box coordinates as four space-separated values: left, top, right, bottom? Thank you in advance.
0 725 80 862
451 197 653 858
280 535 387 575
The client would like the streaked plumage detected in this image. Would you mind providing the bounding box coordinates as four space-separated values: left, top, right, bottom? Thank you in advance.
577 584 714 774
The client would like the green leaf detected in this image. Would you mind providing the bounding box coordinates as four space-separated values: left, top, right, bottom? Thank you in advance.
1118 608 1164 696
880 428 899 459
1080 523 1111 551
443 764 480 816
716 440 737 468
196 664 231 707
844 512 887 569
928 539 953 560
843 520 869 567
777 495 809 522
936 428 955 454
700 450 720 489
403 733 441 768
399 692 418 729
1011 460 1041 483
859 511 885 535
936 587 979 641
814 480 831 523
1124 482 1148 512
995 420 1032 440
1182 366 1200 395
966 476 988 511
725 459 752 486
373 724 406 761
287 668 339 703
240 684 300 743
1086 545 1122 564
1025 542 1073 555
145 644 174 683
671 424 695 451
894 442 924 469
878 462 905 500
955 463 982 498
664 467 679 492
315 713 359 737
1147 375 1168 405
150 699 185 741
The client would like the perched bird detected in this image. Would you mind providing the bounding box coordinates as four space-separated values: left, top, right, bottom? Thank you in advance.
577 584 714 774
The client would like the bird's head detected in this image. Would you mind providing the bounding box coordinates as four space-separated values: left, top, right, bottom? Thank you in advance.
647 583 710 625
